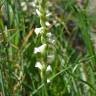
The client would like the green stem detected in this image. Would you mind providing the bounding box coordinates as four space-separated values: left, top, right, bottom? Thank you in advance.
38 0 48 96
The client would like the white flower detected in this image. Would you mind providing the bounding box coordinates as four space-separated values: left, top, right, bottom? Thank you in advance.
34 44 47 54
35 62 43 70
46 32 56 44
46 10 52 17
23 6 27 11
46 65 52 72
21 2 26 6
36 9 41 16
47 79 51 83
51 39 55 44
21 2 27 11
29 2 36 7
46 32 52 38
34 27 43 36
48 38 55 44
45 22 51 27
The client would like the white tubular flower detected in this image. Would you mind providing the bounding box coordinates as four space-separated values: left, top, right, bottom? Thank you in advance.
29 2 36 7
34 44 47 54
46 32 52 38
51 39 55 44
48 38 55 44
34 27 43 36
47 79 51 83
45 22 51 27
23 6 27 11
46 32 56 44
21 2 26 6
46 10 52 17
36 9 41 16
21 2 27 11
46 65 52 72
35 62 43 70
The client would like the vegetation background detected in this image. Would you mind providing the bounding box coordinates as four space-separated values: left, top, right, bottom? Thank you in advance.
0 0 96 96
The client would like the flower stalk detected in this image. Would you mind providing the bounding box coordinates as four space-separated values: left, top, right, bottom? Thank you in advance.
37 0 48 96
